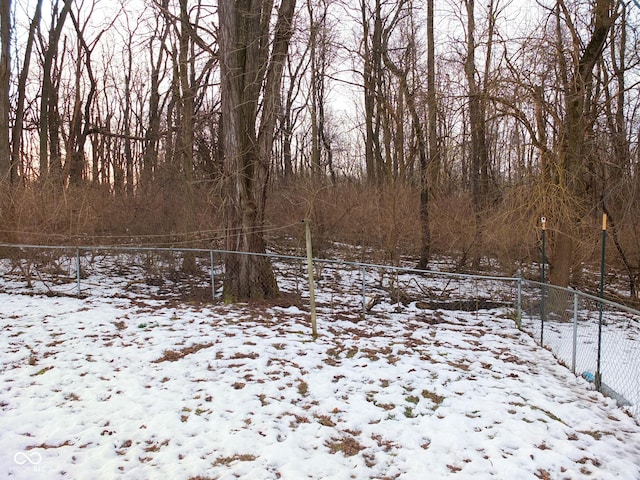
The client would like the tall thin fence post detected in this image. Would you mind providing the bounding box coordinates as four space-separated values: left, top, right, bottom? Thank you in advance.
361 265 366 317
303 219 317 339
210 250 215 301
516 272 522 329
596 213 607 391
76 248 81 297
540 217 547 346
572 291 578 374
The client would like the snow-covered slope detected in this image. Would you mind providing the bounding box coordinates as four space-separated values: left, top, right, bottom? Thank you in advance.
1 283 640 479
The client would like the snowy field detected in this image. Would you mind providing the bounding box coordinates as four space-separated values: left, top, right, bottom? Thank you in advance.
2 258 640 479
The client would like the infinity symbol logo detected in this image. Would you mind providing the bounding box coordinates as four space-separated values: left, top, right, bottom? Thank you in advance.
14 451 42 465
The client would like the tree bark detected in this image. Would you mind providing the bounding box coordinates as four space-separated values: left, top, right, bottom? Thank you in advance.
220 0 296 301
464 0 491 268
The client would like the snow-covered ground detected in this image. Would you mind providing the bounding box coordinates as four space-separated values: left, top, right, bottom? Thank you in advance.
518 284 640 419
2 260 640 479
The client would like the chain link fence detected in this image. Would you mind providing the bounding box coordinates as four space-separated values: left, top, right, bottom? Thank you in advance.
1 244 639 419
520 280 640 418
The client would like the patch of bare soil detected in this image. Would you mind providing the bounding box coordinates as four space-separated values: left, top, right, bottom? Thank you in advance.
152 343 213 363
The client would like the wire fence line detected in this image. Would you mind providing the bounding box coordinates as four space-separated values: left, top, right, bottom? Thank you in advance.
519 280 640 419
0 243 639 419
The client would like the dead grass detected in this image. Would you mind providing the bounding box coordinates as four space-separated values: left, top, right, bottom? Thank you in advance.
213 453 258 466
421 389 445 407
26 440 73 450
2 177 637 293
153 343 213 363
326 435 365 457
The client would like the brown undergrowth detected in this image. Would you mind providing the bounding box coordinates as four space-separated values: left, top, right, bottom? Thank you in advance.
1 178 638 294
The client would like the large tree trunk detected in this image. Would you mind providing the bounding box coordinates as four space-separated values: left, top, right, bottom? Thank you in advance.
550 0 614 287
381 0 430 268
420 0 439 269
219 0 296 302
464 0 491 269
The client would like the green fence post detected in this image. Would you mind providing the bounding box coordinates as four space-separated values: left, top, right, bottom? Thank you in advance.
540 217 547 346
572 292 578 374
361 265 366 317
516 271 522 330
596 213 607 391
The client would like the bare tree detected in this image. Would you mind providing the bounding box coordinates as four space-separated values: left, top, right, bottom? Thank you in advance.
360 0 385 184
141 0 171 188
219 0 297 301
463 0 492 267
67 3 110 186
278 38 310 179
597 3 639 296
175 0 195 181
421 0 439 268
39 0 73 183
380 0 430 266
0 0 10 182
550 0 615 287
307 0 336 181
11 0 43 183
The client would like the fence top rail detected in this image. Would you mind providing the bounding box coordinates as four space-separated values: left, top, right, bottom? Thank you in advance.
523 279 640 319
0 242 521 285
0 242 305 263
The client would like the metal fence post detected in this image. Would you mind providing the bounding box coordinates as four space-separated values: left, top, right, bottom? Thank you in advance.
76 248 81 297
361 265 366 317
596 213 607 391
210 250 215 301
516 272 522 329
572 291 578 374
540 217 547 346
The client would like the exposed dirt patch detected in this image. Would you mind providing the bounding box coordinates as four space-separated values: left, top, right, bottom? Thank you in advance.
152 342 213 363
326 435 365 456
213 453 258 466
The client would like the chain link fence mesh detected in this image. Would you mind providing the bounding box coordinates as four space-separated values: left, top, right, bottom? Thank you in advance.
520 280 640 418
1 244 639 419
